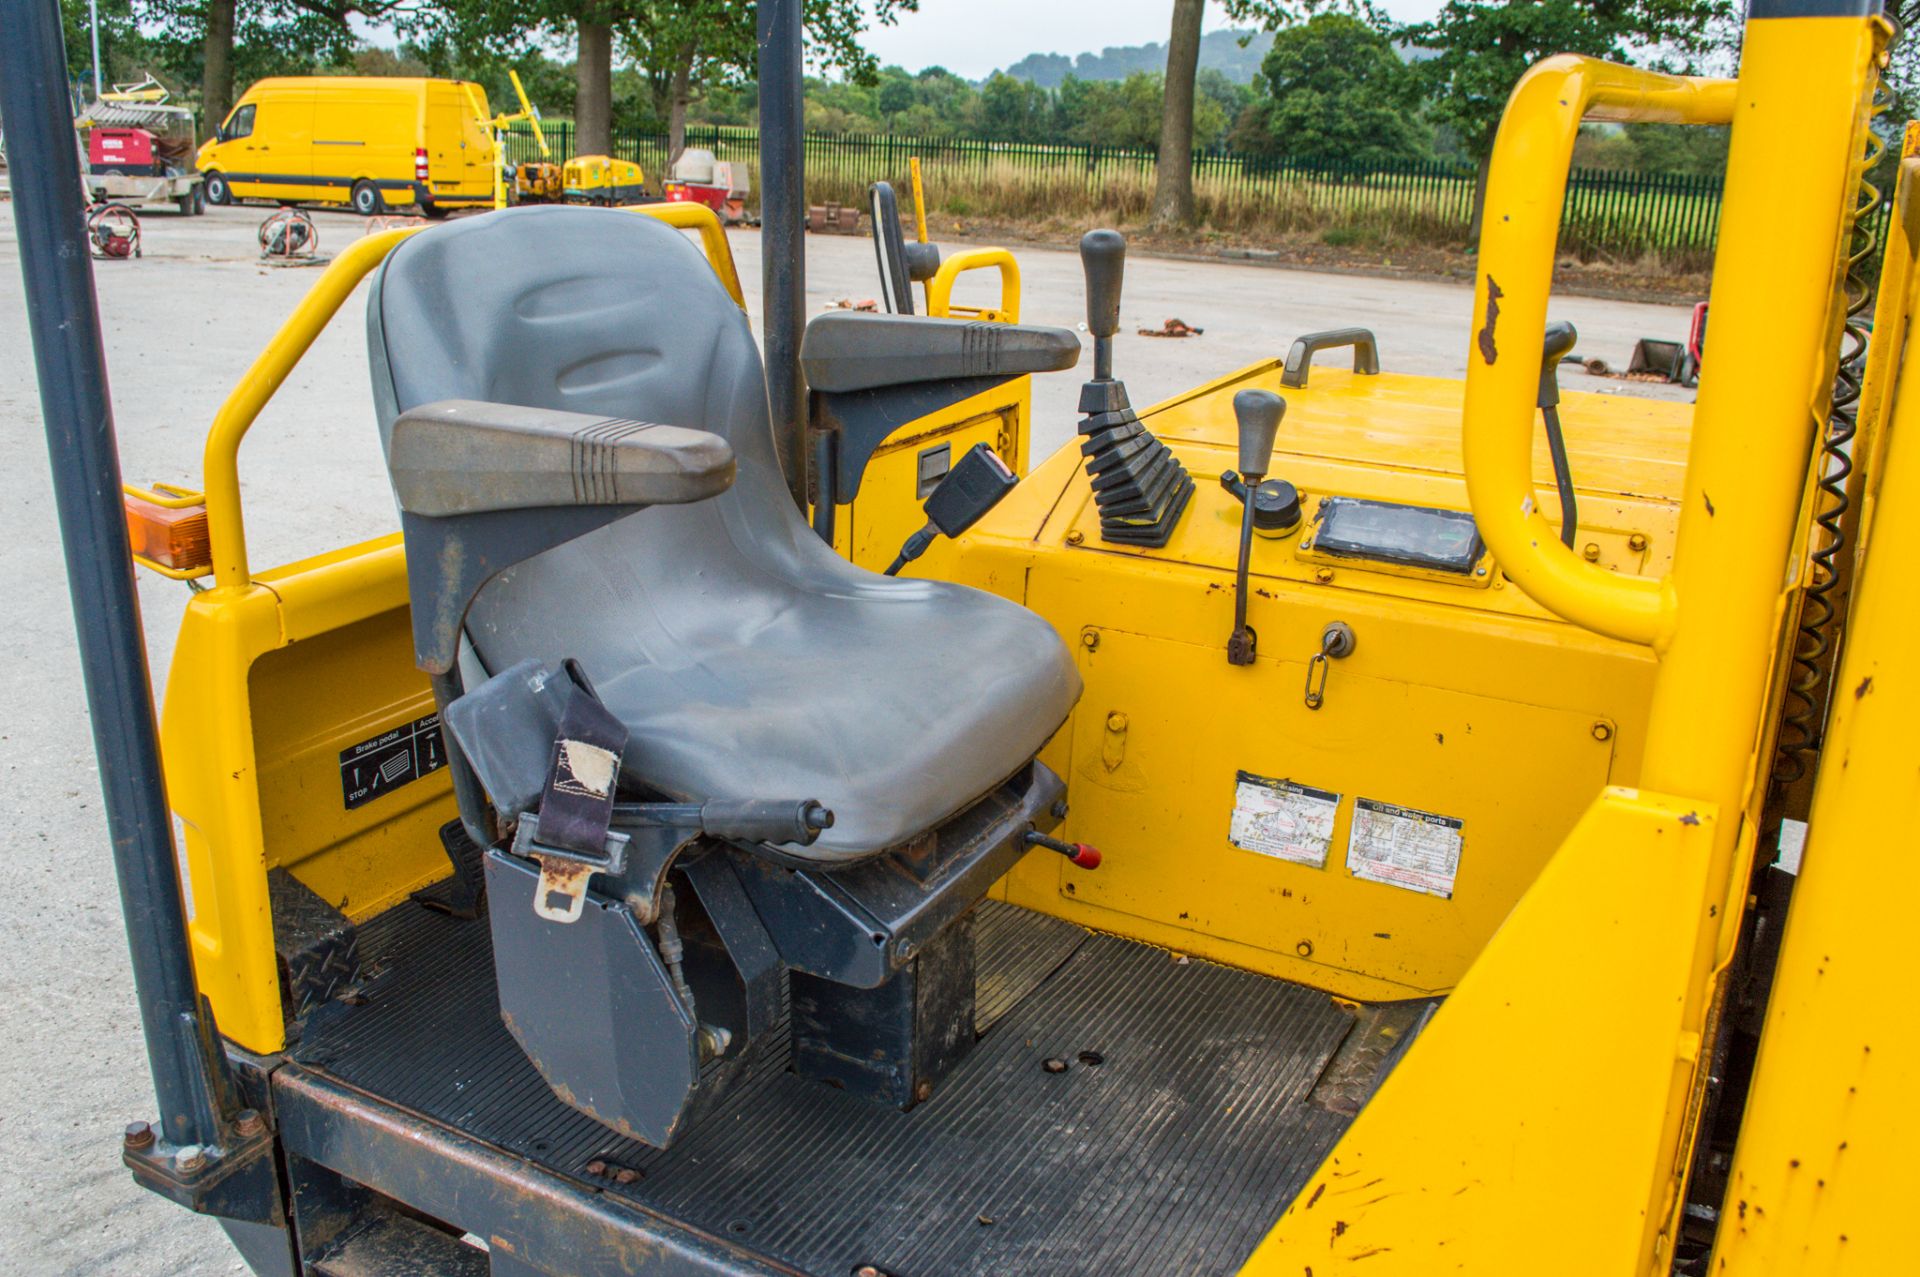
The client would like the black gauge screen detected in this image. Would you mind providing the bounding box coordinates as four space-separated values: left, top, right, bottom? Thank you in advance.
1313 497 1484 574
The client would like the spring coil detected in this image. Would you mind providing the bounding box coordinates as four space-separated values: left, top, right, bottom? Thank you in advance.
1773 80 1892 787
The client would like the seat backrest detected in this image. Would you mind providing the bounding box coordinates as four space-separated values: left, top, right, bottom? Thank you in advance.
367 206 871 680
369 205 769 472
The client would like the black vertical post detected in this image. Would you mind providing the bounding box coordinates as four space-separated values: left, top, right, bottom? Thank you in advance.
1 0 231 1149
758 0 810 510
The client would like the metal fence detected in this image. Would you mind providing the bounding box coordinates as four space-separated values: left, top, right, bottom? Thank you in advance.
503 121 1862 263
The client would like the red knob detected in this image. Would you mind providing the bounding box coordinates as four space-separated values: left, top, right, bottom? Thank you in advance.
1069 843 1102 870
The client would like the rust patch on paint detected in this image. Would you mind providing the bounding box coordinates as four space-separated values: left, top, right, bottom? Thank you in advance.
1477 276 1504 364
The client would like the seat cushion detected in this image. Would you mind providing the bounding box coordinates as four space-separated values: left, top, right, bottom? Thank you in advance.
369 206 1080 861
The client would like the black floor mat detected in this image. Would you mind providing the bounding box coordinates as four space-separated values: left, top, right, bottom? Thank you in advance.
295 896 1358 1276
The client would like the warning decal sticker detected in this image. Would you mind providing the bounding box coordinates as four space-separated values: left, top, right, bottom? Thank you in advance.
339 712 446 810
1346 798 1463 899
1229 772 1341 869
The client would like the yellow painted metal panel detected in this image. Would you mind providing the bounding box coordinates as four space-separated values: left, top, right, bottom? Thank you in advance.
248 607 452 919
1053 626 1616 996
1242 788 1719 1274
163 538 450 1053
1709 205 1920 1274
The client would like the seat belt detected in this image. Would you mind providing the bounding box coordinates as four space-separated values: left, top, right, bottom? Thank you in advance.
536 677 627 856
517 663 630 923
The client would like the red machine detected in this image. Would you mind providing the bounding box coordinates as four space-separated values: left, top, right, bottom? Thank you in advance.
89 126 159 174
662 147 751 224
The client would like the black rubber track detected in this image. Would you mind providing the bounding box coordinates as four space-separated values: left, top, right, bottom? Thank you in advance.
295 895 1358 1275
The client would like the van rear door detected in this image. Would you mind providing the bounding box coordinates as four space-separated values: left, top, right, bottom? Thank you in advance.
455 83 495 200
424 84 467 197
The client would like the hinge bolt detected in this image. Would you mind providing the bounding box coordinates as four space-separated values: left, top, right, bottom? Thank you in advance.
122 1121 154 1151
173 1144 206 1174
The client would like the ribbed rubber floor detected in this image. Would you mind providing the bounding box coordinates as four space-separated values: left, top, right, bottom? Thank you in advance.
296 896 1359 1276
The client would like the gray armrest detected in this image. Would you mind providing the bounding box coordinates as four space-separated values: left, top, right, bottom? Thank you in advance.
801 312 1081 394
390 399 735 518
388 401 734 676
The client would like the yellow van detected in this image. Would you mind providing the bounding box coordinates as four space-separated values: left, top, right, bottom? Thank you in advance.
197 77 495 216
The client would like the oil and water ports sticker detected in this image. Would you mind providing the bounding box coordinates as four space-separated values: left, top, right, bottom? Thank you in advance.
339 712 447 810
1229 771 1341 869
1345 798 1464 900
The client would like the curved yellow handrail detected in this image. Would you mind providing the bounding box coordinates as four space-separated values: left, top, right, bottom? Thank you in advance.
204 228 422 590
927 247 1021 323
623 201 747 309
1462 56 1734 647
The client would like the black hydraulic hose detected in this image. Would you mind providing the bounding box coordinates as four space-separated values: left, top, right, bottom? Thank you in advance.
0 0 232 1148
1541 405 1579 549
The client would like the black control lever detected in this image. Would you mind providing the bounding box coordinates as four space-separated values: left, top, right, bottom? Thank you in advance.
1081 228 1125 382
1538 320 1580 548
1218 472 1303 537
1227 388 1286 666
868 181 942 315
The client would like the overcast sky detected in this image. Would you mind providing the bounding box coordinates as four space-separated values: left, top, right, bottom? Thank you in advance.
856 0 1450 80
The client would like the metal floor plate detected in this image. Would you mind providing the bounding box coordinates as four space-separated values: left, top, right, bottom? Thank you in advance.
295 895 1360 1276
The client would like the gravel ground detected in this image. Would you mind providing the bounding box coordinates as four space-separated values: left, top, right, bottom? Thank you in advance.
0 199 1692 1276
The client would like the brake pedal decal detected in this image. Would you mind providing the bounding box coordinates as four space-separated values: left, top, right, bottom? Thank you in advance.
339 712 447 810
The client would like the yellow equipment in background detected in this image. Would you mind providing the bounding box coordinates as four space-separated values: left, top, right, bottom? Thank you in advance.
515 160 563 204
462 69 548 211
562 154 648 205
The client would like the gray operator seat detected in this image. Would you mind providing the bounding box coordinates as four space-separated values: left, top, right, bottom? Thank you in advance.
367 206 1080 862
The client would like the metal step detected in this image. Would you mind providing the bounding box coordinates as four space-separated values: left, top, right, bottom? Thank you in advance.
308 1210 489 1277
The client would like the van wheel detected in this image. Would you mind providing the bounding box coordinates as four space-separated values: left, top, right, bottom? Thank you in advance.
351 181 384 216
419 200 449 220
203 172 231 205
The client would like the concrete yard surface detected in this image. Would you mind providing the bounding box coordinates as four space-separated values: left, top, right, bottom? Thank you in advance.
0 201 1693 1275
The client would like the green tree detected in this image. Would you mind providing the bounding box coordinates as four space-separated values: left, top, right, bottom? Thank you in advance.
137 0 407 144
1149 1 1343 229
423 0 916 164
1407 0 1732 226
1239 12 1424 166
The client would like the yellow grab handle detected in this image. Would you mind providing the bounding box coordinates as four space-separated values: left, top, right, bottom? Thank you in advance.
1463 56 1734 647
205 228 421 590
623 202 747 309
926 248 1021 324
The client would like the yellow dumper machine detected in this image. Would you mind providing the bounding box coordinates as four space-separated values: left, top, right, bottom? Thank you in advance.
6 0 1914 1271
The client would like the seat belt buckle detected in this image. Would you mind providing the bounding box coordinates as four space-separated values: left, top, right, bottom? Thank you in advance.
512 813 631 924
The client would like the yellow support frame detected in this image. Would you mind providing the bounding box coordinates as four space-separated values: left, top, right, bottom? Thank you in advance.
1708 150 1920 1271
1249 10 1890 1272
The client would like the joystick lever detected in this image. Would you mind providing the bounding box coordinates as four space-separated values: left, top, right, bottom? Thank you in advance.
1080 228 1125 381
1072 229 1195 549
1227 388 1285 666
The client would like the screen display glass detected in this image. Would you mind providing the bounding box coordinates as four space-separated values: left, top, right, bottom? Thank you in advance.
1312 497 1485 574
